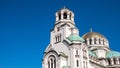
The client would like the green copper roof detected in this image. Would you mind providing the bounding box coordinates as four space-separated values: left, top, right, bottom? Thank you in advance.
89 50 97 57
62 66 70 68
106 51 120 58
67 34 84 42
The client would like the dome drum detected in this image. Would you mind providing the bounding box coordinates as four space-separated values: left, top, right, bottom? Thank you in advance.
83 32 109 47
55 8 74 22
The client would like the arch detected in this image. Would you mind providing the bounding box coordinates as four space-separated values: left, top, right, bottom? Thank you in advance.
113 58 117 65
89 38 92 45
76 60 79 67
108 58 111 65
63 12 67 19
94 38 97 44
48 55 56 68
58 13 61 20
99 39 101 44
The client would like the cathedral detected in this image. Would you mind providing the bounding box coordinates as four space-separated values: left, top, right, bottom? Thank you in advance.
42 7 120 68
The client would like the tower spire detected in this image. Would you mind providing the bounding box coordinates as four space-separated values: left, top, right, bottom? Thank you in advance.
64 6 66 9
90 28 93 32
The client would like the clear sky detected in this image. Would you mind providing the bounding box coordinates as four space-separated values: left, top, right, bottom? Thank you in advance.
0 0 120 68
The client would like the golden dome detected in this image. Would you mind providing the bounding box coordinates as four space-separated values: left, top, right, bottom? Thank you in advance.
83 32 106 39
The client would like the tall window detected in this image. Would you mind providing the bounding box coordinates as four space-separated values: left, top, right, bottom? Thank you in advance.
108 58 111 65
89 38 92 45
94 38 97 44
76 50 78 55
113 58 116 64
58 14 61 20
99 39 101 44
55 37 57 43
63 13 67 19
76 60 79 67
55 34 62 43
48 55 56 68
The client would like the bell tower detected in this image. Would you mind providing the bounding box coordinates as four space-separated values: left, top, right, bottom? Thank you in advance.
50 7 79 45
55 6 75 24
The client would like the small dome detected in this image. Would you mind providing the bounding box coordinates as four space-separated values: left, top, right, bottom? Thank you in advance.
67 34 84 42
106 51 120 58
83 32 106 39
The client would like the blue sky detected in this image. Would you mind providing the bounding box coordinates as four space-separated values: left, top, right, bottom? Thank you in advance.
0 0 120 68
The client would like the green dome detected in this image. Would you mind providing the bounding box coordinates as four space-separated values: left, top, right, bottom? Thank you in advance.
89 50 97 57
67 34 84 42
106 51 120 58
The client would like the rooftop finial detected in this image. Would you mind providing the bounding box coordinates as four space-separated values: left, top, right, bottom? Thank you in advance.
64 6 66 9
90 28 93 32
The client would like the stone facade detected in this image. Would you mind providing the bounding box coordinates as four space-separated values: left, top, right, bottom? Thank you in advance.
42 7 120 68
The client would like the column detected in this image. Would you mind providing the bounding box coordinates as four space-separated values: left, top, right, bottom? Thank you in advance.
61 13 63 19
116 58 119 64
53 61 54 68
111 58 114 65
96 38 99 44
87 38 89 45
91 38 94 45
67 14 69 20
49 60 51 68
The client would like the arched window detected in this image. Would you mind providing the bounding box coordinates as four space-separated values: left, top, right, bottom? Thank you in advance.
48 55 56 68
89 38 92 45
94 38 97 44
58 13 61 20
55 36 57 43
113 58 116 64
108 58 111 65
63 12 67 19
99 39 101 44
76 60 79 67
